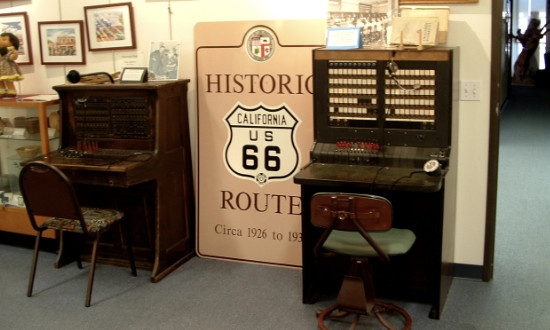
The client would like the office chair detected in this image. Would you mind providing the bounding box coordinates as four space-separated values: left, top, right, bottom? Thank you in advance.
19 161 137 307
310 193 416 330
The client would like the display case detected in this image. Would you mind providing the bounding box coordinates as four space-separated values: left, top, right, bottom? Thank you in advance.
0 97 60 238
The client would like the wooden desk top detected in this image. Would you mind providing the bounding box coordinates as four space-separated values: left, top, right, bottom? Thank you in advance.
294 162 443 192
0 95 59 108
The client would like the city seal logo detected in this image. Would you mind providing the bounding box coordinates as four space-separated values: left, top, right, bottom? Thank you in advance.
224 103 300 186
246 29 275 62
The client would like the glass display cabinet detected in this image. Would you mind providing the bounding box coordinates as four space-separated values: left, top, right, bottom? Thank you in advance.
0 97 60 238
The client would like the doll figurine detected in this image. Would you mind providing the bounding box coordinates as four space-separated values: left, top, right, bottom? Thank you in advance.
0 32 23 97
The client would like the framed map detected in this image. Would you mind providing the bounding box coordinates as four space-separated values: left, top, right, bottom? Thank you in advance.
84 2 136 51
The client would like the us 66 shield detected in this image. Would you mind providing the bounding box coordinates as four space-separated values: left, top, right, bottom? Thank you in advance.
224 103 301 186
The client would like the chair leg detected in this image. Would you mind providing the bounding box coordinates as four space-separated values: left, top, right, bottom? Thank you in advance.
120 221 137 276
75 232 84 269
27 231 43 297
55 231 84 269
357 260 376 312
336 259 375 314
336 275 368 313
85 235 101 307
374 301 413 330
75 253 83 270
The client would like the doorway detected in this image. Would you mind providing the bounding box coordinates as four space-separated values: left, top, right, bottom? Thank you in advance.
486 0 548 281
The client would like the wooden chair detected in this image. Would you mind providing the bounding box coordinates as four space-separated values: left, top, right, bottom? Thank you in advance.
19 161 137 307
311 193 416 330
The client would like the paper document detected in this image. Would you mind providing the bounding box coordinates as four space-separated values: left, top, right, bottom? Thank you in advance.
400 6 450 44
390 17 439 46
18 94 59 102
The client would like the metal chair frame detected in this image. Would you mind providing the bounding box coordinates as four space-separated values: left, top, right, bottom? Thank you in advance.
19 161 137 307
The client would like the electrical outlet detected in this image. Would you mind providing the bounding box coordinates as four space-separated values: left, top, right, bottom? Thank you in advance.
460 81 481 101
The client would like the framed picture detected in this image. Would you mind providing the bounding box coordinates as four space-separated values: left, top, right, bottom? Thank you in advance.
84 2 136 51
148 40 181 81
0 12 32 65
400 0 476 3
38 21 86 65
120 67 148 83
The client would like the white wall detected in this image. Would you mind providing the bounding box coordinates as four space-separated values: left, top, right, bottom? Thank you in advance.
1 0 492 267
446 1 492 265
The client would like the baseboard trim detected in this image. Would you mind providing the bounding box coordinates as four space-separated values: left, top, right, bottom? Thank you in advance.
453 263 483 279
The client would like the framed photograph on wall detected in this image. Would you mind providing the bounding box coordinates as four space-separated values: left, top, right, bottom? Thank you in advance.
38 21 86 65
0 12 33 65
400 0 476 3
148 40 181 81
84 2 136 51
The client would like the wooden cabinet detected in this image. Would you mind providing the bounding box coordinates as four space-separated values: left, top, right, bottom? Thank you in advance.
47 81 195 281
0 97 60 238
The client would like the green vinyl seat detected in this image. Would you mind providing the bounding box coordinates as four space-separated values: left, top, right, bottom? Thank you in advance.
322 228 416 257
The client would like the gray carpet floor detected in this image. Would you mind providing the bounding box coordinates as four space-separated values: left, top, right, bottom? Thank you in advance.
1 85 549 329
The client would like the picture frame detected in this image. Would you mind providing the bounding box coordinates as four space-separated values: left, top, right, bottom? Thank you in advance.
326 27 363 50
120 67 148 83
400 0 477 3
84 2 136 51
38 21 86 65
0 12 33 65
148 40 181 81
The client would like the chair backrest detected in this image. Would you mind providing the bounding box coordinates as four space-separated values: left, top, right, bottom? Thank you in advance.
310 193 392 232
19 161 85 233
310 193 393 262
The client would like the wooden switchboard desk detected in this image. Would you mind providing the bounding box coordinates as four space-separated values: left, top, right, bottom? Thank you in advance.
28 80 195 283
294 162 454 319
295 47 457 319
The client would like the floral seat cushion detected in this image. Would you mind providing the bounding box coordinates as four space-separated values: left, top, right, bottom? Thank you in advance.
41 207 124 234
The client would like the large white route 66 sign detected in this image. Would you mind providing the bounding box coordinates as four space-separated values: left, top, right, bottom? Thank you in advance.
224 103 301 186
